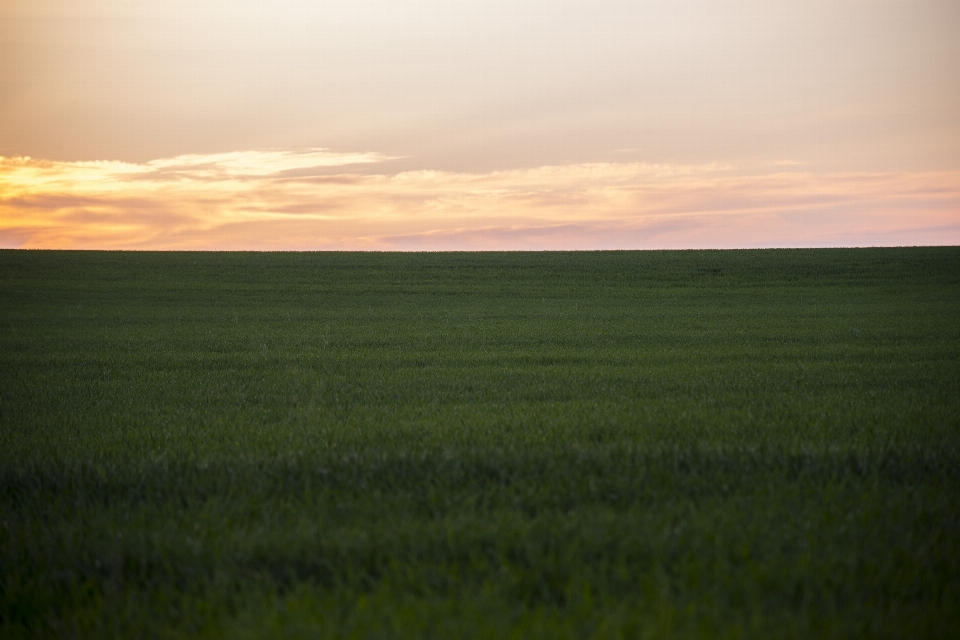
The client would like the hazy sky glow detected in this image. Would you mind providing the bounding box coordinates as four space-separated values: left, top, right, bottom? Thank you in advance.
2 0 958 249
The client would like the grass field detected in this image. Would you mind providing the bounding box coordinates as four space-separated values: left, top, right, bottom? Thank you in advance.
1 248 959 638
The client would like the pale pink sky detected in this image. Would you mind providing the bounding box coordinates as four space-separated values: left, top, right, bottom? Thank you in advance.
2 0 958 249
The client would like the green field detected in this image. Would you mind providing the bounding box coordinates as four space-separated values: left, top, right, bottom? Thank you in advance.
2 248 959 638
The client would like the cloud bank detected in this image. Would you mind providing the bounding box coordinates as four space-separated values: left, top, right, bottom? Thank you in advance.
2 150 958 250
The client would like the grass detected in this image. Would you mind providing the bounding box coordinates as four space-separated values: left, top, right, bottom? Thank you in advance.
1 248 959 638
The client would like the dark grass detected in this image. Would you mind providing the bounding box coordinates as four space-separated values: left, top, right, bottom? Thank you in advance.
1 248 959 638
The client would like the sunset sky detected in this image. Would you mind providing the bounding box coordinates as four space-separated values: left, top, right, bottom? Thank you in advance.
2 0 958 250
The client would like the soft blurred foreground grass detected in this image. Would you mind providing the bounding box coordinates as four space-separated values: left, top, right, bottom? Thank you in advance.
1 248 959 638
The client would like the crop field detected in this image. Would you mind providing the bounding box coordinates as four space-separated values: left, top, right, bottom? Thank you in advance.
1 248 959 638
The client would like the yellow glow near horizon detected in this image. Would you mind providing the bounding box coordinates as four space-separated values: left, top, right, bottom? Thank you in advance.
2 151 958 250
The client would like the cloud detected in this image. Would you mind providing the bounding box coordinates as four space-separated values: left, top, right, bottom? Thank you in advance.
1 151 958 250
137 149 393 180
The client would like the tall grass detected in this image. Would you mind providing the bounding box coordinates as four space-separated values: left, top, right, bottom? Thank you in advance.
2 248 959 637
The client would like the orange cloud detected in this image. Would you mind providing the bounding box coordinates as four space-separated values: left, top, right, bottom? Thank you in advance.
1 150 958 250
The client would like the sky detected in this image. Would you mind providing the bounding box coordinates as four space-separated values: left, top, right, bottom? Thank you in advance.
1 0 958 250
